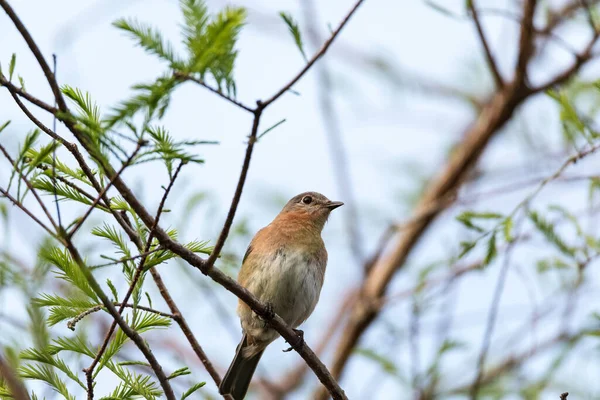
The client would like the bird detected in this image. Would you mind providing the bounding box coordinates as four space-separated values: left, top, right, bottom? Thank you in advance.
219 191 343 399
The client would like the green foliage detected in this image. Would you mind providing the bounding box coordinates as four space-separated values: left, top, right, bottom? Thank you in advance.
0 120 10 134
180 0 246 94
113 18 183 68
40 246 99 301
139 125 209 177
109 0 247 130
279 12 307 61
456 210 503 232
354 347 400 376
8 53 16 81
105 75 178 128
62 85 112 162
483 232 497 266
180 382 206 399
528 210 576 258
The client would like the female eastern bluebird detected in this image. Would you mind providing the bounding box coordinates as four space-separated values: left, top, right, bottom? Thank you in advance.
219 191 343 399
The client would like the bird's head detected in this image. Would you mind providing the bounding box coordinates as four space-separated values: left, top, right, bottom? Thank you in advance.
279 191 343 230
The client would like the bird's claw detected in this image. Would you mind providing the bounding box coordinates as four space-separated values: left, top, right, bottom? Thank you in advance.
283 329 304 352
259 302 275 327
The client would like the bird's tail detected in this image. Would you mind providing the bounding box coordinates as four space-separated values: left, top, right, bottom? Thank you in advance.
219 334 265 400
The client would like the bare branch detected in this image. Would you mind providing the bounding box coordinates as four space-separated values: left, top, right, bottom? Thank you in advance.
173 72 255 113
468 0 504 88
67 303 176 331
0 74 58 113
260 0 365 108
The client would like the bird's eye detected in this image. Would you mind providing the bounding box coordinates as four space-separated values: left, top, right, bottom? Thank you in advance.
302 196 313 204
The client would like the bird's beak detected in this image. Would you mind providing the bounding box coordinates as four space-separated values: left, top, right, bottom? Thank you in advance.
325 201 344 210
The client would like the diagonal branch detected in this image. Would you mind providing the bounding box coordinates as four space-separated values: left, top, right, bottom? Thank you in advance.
67 141 144 239
260 0 365 108
468 0 504 88
173 72 255 113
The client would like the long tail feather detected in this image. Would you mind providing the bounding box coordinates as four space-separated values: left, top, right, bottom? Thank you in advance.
219 334 264 400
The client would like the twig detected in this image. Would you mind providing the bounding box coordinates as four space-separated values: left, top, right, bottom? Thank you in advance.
302 0 365 265
0 0 68 111
51 53 62 229
90 247 164 269
0 186 59 240
173 72 254 113
260 0 365 108
205 108 263 267
0 143 59 231
513 0 537 86
67 303 175 330
148 268 225 389
469 219 522 399
468 0 504 88
0 75 58 113
67 141 144 239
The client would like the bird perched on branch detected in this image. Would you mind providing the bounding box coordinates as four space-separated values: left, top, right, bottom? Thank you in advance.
219 191 343 399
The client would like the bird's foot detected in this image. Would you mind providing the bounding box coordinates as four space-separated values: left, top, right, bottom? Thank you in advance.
283 329 304 352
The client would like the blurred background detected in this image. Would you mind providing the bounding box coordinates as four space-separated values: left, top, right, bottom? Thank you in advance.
2 0 600 398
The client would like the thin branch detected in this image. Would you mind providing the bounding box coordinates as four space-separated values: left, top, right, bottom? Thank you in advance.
0 75 58 113
173 72 255 113
260 0 365 108
67 303 176 331
90 247 164 269
0 0 68 111
514 0 538 86
149 268 225 390
469 221 522 399
67 141 144 239
0 143 58 231
302 0 365 265
205 108 263 267
468 0 504 88
528 32 600 94
0 186 59 240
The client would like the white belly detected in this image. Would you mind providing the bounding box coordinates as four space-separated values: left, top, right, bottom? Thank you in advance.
247 249 324 328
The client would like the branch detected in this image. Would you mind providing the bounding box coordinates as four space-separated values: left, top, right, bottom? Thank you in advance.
0 186 59 239
0 143 58 231
173 72 255 113
0 0 68 112
67 141 145 239
67 303 176 331
205 108 262 267
528 32 600 95
0 74 58 113
469 222 522 399
514 0 538 86
468 0 504 88
260 0 365 108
